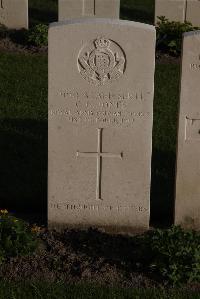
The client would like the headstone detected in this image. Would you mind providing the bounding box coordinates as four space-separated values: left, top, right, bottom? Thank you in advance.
186 0 200 27
175 31 200 229
0 0 28 29
48 19 155 233
58 0 120 21
155 0 186 24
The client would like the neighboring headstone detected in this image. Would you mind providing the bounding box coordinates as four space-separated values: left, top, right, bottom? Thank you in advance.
155 0 186 24
0 0 28 29
58 0 120 21
48 19 155 233
175 31 200 229
186 0 200 27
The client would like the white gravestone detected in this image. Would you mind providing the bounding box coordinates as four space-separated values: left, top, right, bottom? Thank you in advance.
186 0 200 27
155 0 200 26
0 0 28 29
48 19 155 233
58 0 120 21
175 31 200 229
155 0 186 24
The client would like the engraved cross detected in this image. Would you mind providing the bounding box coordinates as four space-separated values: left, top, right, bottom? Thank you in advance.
76 128 123 201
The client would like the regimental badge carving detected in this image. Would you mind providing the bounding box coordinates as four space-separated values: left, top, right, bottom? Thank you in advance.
78 37 126 86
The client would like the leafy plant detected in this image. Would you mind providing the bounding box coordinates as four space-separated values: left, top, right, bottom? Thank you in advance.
27 24 48 47
0 210 38 264
138 226 200 285
156 16 200 55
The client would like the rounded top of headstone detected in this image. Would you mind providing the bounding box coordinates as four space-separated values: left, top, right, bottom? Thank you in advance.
49 18 155 32
184 30 200 38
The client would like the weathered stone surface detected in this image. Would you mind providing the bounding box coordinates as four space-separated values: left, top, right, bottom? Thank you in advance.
186 0 200 27
48 19 155 233
58 0 120 21
175 31 200 230
0 0 28 29
155 0 186 24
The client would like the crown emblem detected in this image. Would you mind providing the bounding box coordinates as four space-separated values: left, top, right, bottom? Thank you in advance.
78 37 126 86
94 38 110 49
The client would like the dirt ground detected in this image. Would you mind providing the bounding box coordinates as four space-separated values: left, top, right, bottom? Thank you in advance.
0 228 158 288
1 228 200 292
0 37 47 54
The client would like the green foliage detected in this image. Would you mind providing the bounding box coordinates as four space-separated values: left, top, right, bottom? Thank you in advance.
27 24 48 47
156 16 200 55
139 226 200 285
0 210 38 264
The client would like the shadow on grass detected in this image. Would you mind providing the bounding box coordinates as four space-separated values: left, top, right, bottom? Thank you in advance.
29 7 57 27
120 6 154 24
0 119 47 214
150 149 176 228
60 228 149 277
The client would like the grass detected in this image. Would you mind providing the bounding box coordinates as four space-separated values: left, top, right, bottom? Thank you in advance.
121 0 155 23
0 53 47 212
151 63 180 226
0 281 199 299
29 0 58 26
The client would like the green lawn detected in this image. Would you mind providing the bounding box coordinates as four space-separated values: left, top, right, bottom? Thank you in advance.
29 0 58 26
0 281 199 299
151 63 180 226
121 0 155 23
0 53 47 213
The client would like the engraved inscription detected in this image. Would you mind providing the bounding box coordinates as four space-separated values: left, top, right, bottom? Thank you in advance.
185 117 200 141
50 203 148 213
78 37 126 86
76 128 123 200
190 63 200 70
59 90 146 101
0 0 4 9
190 54 200 70
49 108 150 127
49 88 151 128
